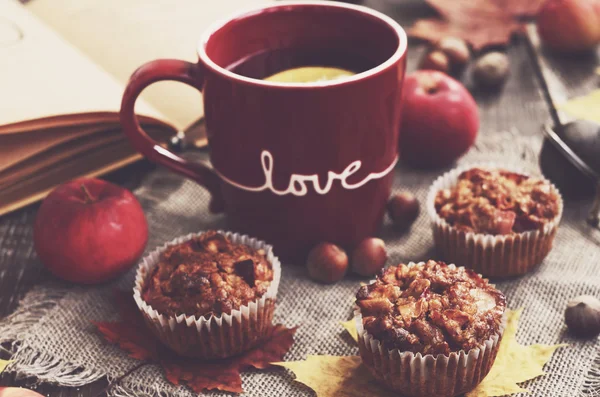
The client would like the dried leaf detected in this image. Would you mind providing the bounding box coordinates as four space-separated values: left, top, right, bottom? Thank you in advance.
165 325 298 394
162 358 244 394
0 360 11 374
94 291 297 394
340 319 358 342
92 291 158 361
466 309 566 397
237 325 298 370
163 324 298 393
410 0 547 50
492 0 549 18
281 309 562 397
161 326 297 394
558 89 600 124
274 356 393 397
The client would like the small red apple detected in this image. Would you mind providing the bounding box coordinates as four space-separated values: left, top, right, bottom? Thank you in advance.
34 178 148 284
537 0 600 53
399 70 479 169
0 387 44 397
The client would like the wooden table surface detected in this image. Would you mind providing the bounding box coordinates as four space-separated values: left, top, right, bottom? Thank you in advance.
0 0 562 395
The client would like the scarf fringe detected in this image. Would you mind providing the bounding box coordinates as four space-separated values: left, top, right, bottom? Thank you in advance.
0 285 104 387
582 348 600 396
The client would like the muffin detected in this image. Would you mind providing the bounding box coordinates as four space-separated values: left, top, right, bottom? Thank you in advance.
354 260 506 397
427 166 563 277
133 230 281 359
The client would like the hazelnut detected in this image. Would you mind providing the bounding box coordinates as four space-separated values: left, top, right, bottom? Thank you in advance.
419 50 450 74
351 238 387 277
306 242 348 284
436 37 470 73
565 295 600 338
387 192 420 229
472 52 510 89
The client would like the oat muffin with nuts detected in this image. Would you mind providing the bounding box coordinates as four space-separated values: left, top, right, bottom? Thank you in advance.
428 166 563 277
434 168 560 235
135 230 280 359
142 231 274 317
354 260 506 396
356 260 505 354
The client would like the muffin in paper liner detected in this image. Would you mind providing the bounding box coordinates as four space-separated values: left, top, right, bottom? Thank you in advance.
426 163 563 278
354 307 505 397
133 231 281 360
353 262 506 397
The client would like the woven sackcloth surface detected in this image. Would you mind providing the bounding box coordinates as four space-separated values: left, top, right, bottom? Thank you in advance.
1 131 599 397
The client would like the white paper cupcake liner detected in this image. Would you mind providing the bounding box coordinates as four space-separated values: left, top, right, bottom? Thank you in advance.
354 262 506 397
133 230 281 359
426 163 563 277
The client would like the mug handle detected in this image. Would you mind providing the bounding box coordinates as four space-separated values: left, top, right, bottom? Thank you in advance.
120 59 225 213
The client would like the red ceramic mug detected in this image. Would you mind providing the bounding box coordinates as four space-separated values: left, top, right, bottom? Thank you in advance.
120 1 407 259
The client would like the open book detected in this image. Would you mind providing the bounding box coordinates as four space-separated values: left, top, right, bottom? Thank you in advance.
0 0 268 216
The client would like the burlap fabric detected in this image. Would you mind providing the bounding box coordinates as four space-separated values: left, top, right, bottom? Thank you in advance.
1 131 599 396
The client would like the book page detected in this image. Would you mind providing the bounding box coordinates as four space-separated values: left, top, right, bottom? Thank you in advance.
27 0 273 132
0 0 167 131
0 125 94 172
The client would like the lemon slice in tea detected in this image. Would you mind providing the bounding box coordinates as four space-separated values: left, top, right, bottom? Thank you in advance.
264 66 354 83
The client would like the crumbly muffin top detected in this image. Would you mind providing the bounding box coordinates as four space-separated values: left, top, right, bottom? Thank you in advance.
142 231 273 317
356 260 505 355
434 168 560 235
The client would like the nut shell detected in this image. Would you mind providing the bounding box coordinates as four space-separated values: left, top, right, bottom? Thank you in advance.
307 242 348 284
387 192 420 229
419 50 450 74
565 295 600 338
351 238 387 277
472 52 510 89
437 36 470 73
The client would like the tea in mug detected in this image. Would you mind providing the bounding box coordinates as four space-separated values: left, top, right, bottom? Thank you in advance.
227 47 375 83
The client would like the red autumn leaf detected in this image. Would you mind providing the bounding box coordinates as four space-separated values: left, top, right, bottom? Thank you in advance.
92 291 158 361
495 0 549 18
237 324 298 369
160 325 298 394
93 321 156 361
162 357 244 393
94 291 298 394
409 0 548 50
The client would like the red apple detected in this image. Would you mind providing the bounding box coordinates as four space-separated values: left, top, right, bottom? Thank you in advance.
34 178 148 284
0 387 44 397
399 70 479 169
537 0 600 53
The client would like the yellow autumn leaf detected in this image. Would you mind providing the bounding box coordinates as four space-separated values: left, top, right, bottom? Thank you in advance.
276 309 563 397
558 89 600 124
273 356 393 397
466 309 566 397
340 319 358 342
0 359 11 374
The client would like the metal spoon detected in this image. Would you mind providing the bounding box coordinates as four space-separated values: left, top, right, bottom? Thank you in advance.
543 121 600 227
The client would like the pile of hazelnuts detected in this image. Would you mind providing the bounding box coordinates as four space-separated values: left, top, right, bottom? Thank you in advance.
419 36 510 89
306 192 419 283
